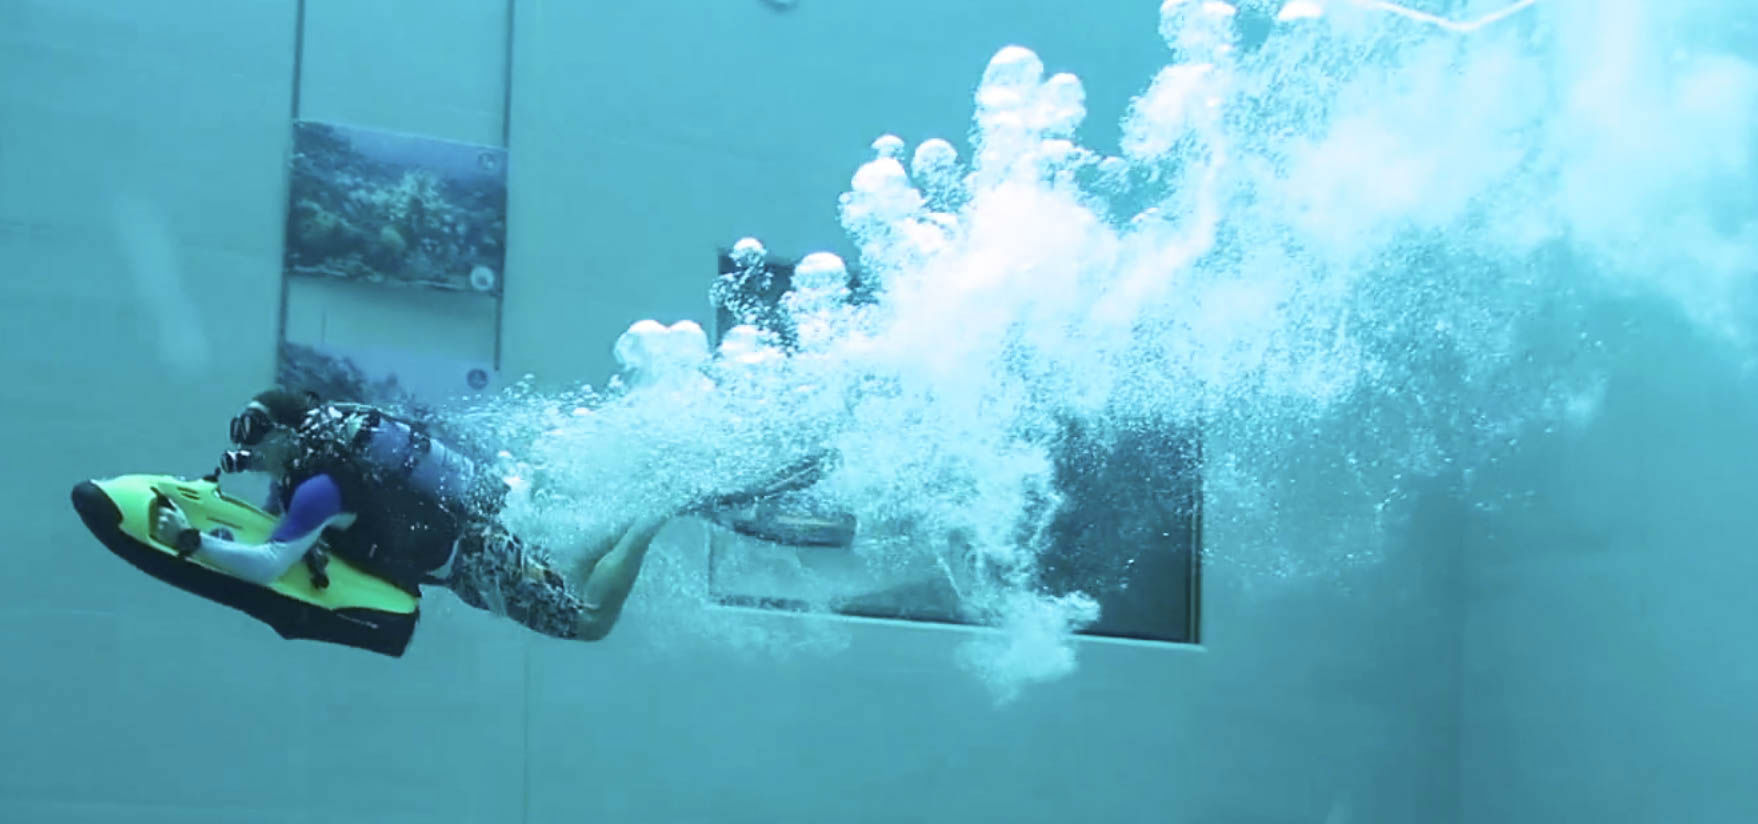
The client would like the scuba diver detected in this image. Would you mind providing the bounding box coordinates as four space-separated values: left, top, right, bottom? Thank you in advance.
147 387 848 642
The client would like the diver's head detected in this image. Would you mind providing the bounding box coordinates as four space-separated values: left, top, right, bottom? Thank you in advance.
230 388 313 445
222 388 314 475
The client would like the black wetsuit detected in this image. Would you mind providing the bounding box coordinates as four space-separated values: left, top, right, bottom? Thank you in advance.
276 404 590 639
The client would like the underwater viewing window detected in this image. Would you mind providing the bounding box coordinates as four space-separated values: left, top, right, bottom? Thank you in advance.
707 250 1203 644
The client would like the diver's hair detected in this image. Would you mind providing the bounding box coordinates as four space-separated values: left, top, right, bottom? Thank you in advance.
252 387 317 427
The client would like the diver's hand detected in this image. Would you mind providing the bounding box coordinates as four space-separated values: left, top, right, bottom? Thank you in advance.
151 504 193 548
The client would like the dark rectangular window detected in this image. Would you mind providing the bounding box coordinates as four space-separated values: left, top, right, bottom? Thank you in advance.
707 250 1201 644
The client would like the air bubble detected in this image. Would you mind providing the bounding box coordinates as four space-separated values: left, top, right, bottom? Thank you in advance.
731 237 767 268
872 134 906 159
1276 0 1324 22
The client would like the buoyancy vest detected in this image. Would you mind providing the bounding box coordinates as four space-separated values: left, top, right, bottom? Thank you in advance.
280 403 508 589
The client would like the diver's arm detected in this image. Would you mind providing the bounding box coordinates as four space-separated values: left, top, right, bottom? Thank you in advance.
192 474 352 585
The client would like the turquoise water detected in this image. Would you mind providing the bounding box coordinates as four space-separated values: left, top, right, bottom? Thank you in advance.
4 0 1756 822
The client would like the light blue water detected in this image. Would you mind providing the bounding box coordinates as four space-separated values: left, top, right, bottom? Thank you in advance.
4 1 1756 822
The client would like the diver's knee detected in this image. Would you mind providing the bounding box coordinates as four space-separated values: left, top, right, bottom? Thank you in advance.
572 608 617 641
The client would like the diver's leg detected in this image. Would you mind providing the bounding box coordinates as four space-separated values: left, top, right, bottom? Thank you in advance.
571 515 669 641
441 526 596 641
563 524 623 589
443 518 667 642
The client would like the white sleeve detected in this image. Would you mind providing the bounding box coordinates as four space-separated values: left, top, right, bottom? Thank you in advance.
193 526 329 586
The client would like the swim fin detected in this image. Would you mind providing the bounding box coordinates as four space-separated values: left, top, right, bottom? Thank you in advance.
710 498 858 548
694 447 838 510
692 448 857 548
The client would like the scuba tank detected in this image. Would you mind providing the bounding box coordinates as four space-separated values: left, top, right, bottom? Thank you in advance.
349 407 496 510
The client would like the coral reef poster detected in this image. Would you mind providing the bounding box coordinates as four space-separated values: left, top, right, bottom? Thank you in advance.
285 120 507 295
